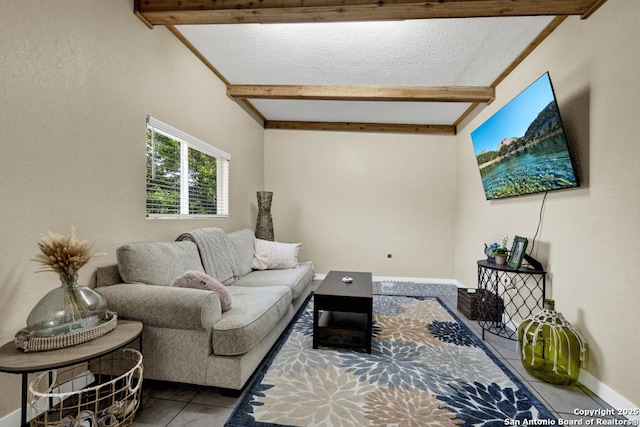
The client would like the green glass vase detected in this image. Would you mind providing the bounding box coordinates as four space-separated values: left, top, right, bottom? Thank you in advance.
26 273 108 337
517 299 586 385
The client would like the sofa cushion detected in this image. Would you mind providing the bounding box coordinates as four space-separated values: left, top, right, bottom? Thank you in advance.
172 271 232 312
252 239 301 270
227 229 255 278
212 286 292 356
117 241 205 287
232 261 314 300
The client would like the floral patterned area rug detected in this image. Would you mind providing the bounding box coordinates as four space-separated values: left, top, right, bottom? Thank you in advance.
373 281 459 297
225 295 556 427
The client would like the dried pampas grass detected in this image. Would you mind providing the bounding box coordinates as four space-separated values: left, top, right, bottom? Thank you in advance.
33 227 103 278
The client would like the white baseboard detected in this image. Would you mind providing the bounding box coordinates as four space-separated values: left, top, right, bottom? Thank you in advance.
578 370 640 422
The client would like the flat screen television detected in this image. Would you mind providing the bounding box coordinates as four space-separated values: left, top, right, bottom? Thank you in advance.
471 72 579 200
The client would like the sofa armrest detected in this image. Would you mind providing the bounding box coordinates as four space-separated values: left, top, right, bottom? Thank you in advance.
96 283 222 330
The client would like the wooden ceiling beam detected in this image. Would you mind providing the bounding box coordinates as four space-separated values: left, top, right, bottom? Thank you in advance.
135 0 608 26
265 121 456 134
228 85 494 103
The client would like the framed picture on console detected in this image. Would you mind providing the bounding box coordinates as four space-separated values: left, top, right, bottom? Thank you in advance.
508 236 528 269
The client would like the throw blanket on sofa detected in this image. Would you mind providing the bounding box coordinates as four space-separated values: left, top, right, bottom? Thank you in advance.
177 227 240 284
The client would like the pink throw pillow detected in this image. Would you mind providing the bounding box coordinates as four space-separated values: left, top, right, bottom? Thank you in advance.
172 270 233 312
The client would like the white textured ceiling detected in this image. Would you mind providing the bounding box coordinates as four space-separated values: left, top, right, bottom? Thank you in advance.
176 16 555 127
250 100 470 125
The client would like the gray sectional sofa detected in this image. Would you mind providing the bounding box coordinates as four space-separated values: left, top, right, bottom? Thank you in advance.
94 228 314 391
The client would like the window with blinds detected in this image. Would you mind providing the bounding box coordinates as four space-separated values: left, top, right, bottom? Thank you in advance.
146 116 230 218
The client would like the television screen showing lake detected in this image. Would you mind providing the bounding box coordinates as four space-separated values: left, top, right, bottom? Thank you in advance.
471 72 579 200
479 135 578 200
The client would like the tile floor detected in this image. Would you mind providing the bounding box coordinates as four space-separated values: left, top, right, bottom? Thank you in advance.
132 284 621 426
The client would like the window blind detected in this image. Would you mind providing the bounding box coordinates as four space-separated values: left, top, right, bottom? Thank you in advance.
146 116 230 218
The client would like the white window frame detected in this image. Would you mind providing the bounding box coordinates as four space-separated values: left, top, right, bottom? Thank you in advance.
146 116 230 219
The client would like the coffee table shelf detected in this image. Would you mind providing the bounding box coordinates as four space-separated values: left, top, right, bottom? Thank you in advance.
317 311 369 348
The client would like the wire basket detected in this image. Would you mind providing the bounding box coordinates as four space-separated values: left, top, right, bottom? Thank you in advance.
477 289 505 322
28 348 143 427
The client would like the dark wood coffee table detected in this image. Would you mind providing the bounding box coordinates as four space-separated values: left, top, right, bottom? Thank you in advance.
313 271 373 353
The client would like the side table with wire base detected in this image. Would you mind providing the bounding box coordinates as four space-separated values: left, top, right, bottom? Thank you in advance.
477 260 546 340
0 319 142 427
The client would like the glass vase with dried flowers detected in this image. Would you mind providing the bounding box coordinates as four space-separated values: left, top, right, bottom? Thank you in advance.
26 227 108 337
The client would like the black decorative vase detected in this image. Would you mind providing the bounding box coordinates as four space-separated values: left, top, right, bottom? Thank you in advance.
255 191 274 241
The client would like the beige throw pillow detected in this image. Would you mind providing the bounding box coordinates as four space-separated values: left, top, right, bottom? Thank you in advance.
252 239 301 270
171 270 233 312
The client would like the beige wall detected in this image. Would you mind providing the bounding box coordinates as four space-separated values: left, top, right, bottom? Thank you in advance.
454 0 640 406
264 130 456 278
0 0 264 418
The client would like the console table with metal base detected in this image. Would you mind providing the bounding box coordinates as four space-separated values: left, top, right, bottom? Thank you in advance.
477 260 546 340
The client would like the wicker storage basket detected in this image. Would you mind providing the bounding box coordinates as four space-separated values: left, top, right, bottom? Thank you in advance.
457 288 479 320
457 288 505 321
28 348 143 427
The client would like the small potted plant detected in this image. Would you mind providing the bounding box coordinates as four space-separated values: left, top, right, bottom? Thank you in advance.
493 236 509 265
